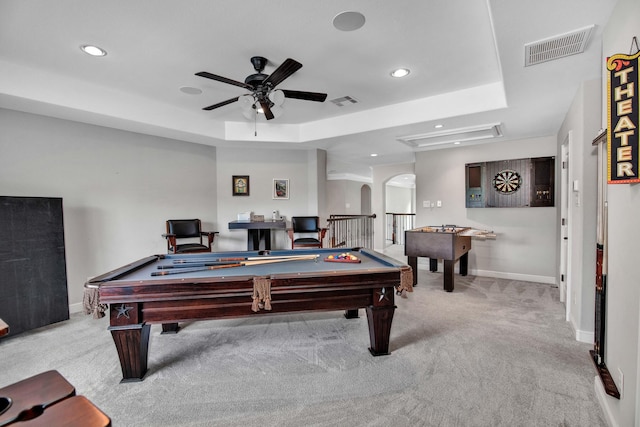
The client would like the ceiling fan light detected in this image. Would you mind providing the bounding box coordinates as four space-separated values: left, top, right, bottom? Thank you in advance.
239 95 254 111
269 90 285 106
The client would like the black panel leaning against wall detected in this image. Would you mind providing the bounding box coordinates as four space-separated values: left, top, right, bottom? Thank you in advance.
0 196 69 337
465 156 555 208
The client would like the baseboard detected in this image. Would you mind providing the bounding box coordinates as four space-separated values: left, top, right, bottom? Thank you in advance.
69 302 83 314
574 327 594 344
594 375 618 427
471 269 556 285
409 259 556 285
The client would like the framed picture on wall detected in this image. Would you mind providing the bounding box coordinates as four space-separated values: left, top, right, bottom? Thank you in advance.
232 175 250 196
273 179 289 199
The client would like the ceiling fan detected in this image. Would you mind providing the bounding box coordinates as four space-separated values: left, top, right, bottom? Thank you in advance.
196 56 327 120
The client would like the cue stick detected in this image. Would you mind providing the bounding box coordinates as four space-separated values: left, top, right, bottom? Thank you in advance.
239 255 319 266
172 254 319 264
603 202 608 280
151 255 319 276
157 261 241 269
150 263 243 276
160 255 318 269
219 254 318 261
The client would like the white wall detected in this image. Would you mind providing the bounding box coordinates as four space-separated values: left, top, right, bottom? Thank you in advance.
0 109 217 310
414 137 558 282
215 147 324 251
597 0 640 424
385 185 414 214
326 179 365 215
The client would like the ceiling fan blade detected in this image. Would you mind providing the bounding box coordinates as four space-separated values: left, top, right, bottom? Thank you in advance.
282 90 327 102
263 58 302 88
202 97 240 111
196 71 253 90
259 99 275 120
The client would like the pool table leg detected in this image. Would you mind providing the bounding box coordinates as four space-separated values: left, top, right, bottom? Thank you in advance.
366 287 396 356
407 256 418 286
108 323 151 383
161 323 180 334
344 309 359 319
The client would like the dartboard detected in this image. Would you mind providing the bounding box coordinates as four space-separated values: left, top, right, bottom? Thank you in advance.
493 169 522 194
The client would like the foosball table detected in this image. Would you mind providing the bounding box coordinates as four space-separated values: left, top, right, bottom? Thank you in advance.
405 225 495 292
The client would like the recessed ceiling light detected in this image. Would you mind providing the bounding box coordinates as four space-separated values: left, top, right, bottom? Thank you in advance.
370 153 378 157
179 86 203 95
434 124 444 129
453 142 461 145
333 11 366 31
80 45 107 57
390 68 410 78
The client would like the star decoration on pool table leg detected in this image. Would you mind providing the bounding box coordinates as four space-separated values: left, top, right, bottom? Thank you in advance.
115 304 134 319
377 287 391 303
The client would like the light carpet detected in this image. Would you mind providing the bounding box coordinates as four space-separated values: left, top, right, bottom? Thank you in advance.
0 260 605 426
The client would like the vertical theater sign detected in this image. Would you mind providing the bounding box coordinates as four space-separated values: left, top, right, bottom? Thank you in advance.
608 50 640 183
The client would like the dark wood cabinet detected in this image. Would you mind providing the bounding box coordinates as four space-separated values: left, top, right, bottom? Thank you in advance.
530 156 555 207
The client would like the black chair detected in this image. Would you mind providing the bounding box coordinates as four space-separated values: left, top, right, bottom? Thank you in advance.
163 219 218 254
287 216 327 249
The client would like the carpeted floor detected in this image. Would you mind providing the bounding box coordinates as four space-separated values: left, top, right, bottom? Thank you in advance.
0 251 606 426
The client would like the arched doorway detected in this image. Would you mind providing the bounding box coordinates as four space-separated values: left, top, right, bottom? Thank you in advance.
384 174 416 249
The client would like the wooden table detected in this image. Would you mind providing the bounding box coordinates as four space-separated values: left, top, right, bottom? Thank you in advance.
0 370 110 426
228 220 287 250
405 226 472 292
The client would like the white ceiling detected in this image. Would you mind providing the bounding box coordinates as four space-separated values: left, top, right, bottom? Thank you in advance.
0 0 617 180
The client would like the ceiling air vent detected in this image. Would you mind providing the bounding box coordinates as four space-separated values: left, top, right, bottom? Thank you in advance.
330 96 359 107
525 25 594 67
397 123 502 149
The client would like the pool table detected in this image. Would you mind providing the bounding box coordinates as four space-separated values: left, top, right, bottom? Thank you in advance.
85 248 412 382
